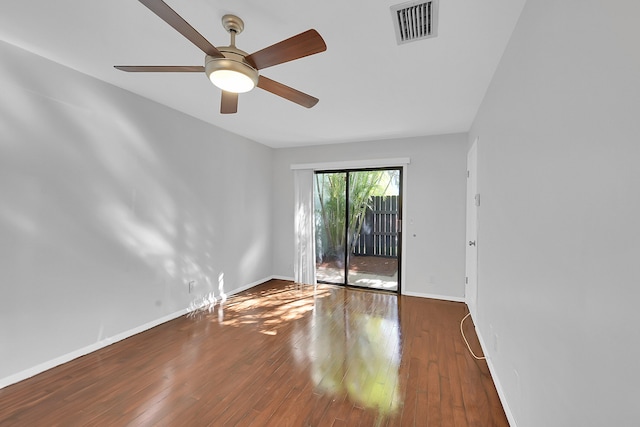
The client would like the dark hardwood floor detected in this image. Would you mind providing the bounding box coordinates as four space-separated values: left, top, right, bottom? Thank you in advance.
0 280 508 426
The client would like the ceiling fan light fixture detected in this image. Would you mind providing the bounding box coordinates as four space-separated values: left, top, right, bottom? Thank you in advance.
115 4 326 113
205 56 258 93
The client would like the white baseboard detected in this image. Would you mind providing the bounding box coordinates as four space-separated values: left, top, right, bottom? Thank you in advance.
402 290 465 303
0 307 188 390
472 312 518 427
270 275 295 281
233 276 276 294
2 277 467 391
0 276 279 391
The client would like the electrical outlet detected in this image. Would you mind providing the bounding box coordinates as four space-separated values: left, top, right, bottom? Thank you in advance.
188 280 195 294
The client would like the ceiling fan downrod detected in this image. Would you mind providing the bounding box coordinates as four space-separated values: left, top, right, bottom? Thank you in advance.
222 14 244 48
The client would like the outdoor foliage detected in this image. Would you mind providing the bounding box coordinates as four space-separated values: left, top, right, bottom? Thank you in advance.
315 170 394 262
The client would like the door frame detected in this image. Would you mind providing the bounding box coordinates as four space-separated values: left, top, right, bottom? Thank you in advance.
314 166 403 293
291 158 410 294
465 138 479 318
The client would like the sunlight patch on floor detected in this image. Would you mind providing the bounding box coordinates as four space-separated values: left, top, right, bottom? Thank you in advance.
188 283 332 336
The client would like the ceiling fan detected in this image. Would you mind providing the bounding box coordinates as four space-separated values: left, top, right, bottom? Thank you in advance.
115 0 327 114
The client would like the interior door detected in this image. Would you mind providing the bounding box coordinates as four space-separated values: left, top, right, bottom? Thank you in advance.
465 139 479 318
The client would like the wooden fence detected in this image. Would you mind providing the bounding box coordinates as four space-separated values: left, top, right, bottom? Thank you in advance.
352 195 399 257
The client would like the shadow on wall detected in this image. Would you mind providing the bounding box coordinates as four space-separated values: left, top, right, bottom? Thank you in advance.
0 44 226 356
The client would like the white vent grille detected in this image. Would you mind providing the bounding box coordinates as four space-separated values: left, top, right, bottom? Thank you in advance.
391 0 439 45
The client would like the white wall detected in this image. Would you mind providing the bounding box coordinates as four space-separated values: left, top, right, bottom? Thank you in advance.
469 1 640 426
272 135 467 299
0 40 273 386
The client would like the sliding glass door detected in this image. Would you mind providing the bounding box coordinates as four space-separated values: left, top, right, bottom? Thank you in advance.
314 168 401 292
314 172 347 284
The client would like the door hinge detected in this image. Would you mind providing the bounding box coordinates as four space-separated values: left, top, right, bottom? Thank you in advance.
467 170 470 178
475 193 480 206
465 276 468 284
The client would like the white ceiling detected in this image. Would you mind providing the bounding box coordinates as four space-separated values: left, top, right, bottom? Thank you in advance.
0 0 525 148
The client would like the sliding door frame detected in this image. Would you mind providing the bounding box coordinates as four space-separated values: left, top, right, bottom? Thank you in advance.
314 166 403 293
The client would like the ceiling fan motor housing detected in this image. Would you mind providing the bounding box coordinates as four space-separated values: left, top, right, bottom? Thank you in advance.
205 47 259 93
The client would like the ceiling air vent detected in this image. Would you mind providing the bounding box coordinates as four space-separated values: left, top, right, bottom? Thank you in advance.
391 0 439 45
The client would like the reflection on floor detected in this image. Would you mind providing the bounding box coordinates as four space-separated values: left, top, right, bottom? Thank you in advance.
295 285 401 415
0 280 508 426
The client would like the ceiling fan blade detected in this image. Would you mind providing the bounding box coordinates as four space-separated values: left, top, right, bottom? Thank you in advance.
138 0 224 58
245 29 326 70
257 76 319 108
114 66 205 72
221 91 238 114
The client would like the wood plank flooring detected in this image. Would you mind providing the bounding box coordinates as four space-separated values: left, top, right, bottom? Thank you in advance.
0 280 508 426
